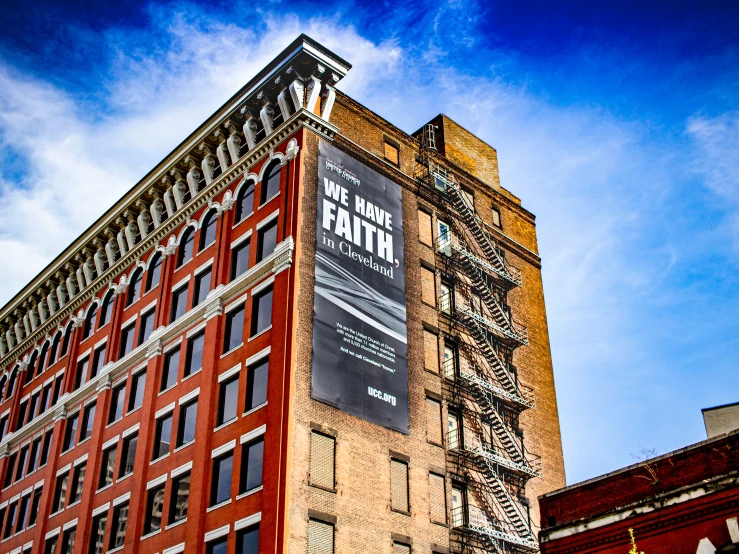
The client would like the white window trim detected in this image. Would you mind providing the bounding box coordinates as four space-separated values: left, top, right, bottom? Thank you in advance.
20 392 30 403
172 275 191 291
234 512 262 531
63 518 78 531
45 527 60 540
178 388 200 406
84 395 97 407
120 313 138 330
55 368 65 378
112 375 127 388
230 229 253 250
194 258 214 276
140 298 158 314
245 346 271 367
56 463 71 477
218 364 241 383
30 384 42 395
92 503 109 517
112 492 131 507
0 500 7 510
73 453 88 466
42 377 54 388
204 524 230 542
170 461 193 479
94 336 108 349
155 402 176 420
163 337 184 353
122 423 140 438
211 440 236 459
186 321 207 339
256 209 279 230
224 295 247 313
251 276 274 296
77 348 92 362
20 486 33 497
147 474 167 490
164 543 186 554
33 479 43 490
102 435 120 450
240 424 266 445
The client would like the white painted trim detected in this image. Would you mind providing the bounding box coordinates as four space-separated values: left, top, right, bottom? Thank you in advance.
171 275 191 291
77 348 92 362
63 518 78 531
256 209 279 230
194 258 214 276
224 295 247 313
122 423 140 438
170 461 193 479
92 503 109 517
163 337 183 353
218 364 241 383
155 402 175 419
112 492 131 507
211 440 236 458
140 298 158 314
45 527 60 540
240 424 266 444
94 336 108 349
186 321 207 339
178 388 200 406
147 474 167 490
101 435 120 450
230 229 252 250
120 313 138 330
204 524 230 542
56 463 71 477
163 543 186 554
251 276 274 295
73 453 88 466
234 511 262 530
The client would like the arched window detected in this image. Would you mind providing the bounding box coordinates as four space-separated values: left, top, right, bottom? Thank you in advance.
36 343 49 377
48 332 61 365
82 302 99 340
199 210 218 251
0 376 6 402
260 161 281 204
127 268 143 306
25 351 37 385
177 227 195 268
6 369 18 401
146 252 162 292
60 324 72 358
235 180 255 223
99 291 114 328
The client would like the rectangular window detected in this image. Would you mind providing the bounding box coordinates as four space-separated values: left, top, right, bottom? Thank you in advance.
307 519 334 554
230 239 250 281
0 415 8 440
60 526 76 554
491 206 501 228
461 186 474 211
43 537 59 554
169 471 190 524
15 445 28 481
4 452 16 487
426 397 443 445
52 470 69 512
89 513 107 554
223 304 245 353
91 343 106 378
177 399 198 446
250 287 272 337
3 501 17 538
27 437 42 473
98 445 117 489
429 473 447 524
237 524 260 554
384 140 400 166
152 413 173 460
119 432 138 478
239 437 264 494
15 493 29 533
39 384 51 414
210 450 233 506
256 219 277 262
193 267 212 307
421 266 436 306
28 487 42 527
109 501 128 550
207 538 228 554
16 400 27 430
170 285 189 323
80 402 96 441
217 375 239 426
423 330 439 374
40 429 53 466
52 374 63 405
418 209 433 246
309 431 335 490
390 458 410 513
70 462 86 504
144 484 165 534
128 370 146 412
161 346 180 391
184 331 204 377
28 391 39 421
118 322 135 359
74 356 89 390
108 383 126 423
62 413 79 451
246 358 268 411
138 308 156 345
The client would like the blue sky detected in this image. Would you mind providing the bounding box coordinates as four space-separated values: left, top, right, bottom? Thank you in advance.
0 0 737 484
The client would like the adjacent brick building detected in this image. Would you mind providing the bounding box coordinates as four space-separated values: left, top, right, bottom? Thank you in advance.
0 35 565 554
538 430 739 554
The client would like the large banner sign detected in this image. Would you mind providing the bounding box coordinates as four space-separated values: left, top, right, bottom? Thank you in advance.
311 140 409 434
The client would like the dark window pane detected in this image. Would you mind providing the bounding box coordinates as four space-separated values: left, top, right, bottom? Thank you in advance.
98 446 116 488
39 384 51 414
230 239 251 281
109 502 128 549
60 326 72 357
92 345 106 378
146 254 162 291
99 293 113 328
36 345 48 376
40 430 53 466
127 269 143 306
16 400 27 431
207 538 228 554
237 525 260 554
153 415 172 460
119 433 138 478
261 162 281 203
119 324 135 358
62 414 78 451
81 403 96 441
251 288 273 336
170 286 188 323
70 463 86 503
3 502 17 538
169 472 190 523
223 305 244 353
89 514 107 554
28 437 41 472
15 446 28 481
161 347 180 391
200 211 218 250
61 528 76 554
74 357 89 390
109 384 126 423
246 358 269 410
52 375 63 405
177 228 194 267
138 310 155 345
129 371 146 412
185 332 204 376
28 488 42 526
193 268 212 307
44 537 59 554
210 452 233 506
28 392 39 422
239 438 264 494
15 494 29 532
177 400 198 446
52 472 69 512
235 181 255 223
4 454 16 487
82 304 98 340
217 377 238 426
256 220 277 262
144 485 165 534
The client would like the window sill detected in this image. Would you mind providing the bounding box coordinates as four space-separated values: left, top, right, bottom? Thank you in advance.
166 518 187 530
199 241 216 254
97 483 113 493
258 192 280 210
233 212 253 229
214 418 238 432
308 483 336 494
427 440 444 448
159 383 178 396
236 485 263 500
141 529 161 541
175 258 193 272
248 326 271 342
117 473 133 483
220 344 244 358
391 508 411 516
182 368 202 382
105 419 122 429
150 452 170 466
126 406 142 417
67 500 81 509
78 436 92 446
242 401 267 418
174 440 194 454
108 545 125 554
207 499 232 512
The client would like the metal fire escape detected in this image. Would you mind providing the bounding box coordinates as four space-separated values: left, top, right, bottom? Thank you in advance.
415 125 540 553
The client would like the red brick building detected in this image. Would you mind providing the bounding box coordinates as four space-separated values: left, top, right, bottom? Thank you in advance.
0 36 565 554
538 430 739 554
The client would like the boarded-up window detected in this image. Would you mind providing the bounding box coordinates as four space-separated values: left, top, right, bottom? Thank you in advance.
384 141 400 166
310 432 335 489
418 210 433 246
426 398 442 445
423 330 439 374
461 187 475 211
393 543 411 554
391 459 409 513
491 206 502 228
421 267 436 306
307 519 334 554
429 473 446 524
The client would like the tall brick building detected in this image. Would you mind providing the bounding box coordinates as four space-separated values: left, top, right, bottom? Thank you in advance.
0 35 564 554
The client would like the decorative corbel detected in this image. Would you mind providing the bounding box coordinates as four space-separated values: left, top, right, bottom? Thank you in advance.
257 91 275 136
240 108 259 151
225 121 242 164
198 143 217 185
